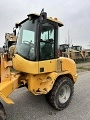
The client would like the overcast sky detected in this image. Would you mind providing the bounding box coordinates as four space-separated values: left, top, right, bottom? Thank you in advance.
0 0 90 48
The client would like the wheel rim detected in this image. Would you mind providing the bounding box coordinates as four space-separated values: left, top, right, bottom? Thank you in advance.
58 84 71 104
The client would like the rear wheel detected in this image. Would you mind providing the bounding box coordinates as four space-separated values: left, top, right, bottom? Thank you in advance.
0 102 6 120
45 76 74 110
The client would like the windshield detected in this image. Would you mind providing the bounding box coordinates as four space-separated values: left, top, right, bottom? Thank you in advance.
73 46 81 51
15 19 37 60
59 44 69 52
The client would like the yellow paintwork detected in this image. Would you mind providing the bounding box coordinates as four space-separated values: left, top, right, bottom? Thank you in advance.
61 57 76 73
0 54 21 104
0 92 14 104
4 60 12 68
27 70 77 95
12 53 77 95
0 53 77 103
12 54 38 74
27 72 57 95
13 54 58 74
60 57 77 82
38 59 57 73
0 73 21 104
12 54 77 80
1 55 11 82
27 57 77 95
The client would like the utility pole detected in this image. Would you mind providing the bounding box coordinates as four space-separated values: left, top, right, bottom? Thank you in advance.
65 30 72 46
68 30 70 46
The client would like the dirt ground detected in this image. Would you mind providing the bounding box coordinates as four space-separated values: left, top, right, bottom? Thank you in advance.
77 62 90 73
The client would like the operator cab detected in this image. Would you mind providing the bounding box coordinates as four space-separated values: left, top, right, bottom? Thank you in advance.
59 44 69 52
71 45 82 51
15 9 63 62
12 10 63 74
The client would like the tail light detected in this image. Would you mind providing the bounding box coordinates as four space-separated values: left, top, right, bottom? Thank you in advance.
58 49 61 56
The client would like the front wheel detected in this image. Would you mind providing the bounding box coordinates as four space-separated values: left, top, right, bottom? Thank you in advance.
45 76 74 110
0 102 6 120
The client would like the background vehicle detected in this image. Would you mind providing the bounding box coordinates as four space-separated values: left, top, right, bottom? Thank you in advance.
59 44 69 57
0 9 77 119
85 49 90 59
59 44 88 62
71 45 86 61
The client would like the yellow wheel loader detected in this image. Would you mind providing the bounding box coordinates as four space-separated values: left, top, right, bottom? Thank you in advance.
59 44 86 62
0 9 77 119
71 45 86 61
59 44 70 57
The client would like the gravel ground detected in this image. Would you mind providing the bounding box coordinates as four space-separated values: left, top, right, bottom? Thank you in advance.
77 62 90 68
77 62 90 73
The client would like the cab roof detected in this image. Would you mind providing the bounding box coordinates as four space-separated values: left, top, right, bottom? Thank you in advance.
59 44 69 46
19 13 64 27
73 45 82 47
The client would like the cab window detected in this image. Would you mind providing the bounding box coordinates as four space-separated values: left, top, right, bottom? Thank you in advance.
40 23 55 60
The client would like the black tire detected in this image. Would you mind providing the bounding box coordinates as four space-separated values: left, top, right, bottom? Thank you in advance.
0 102 6 120
45 76 74 110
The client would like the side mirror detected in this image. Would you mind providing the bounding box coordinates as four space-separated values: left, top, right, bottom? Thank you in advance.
15 23 19 28
3 45 5 49
13 27 16 36
39 9 47 24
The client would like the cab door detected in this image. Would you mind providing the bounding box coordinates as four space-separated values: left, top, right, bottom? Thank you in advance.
38 22 57 73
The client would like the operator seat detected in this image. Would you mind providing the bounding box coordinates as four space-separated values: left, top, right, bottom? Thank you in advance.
41 39 54 60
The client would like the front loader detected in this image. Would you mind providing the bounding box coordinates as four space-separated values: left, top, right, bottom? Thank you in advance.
0 9 77 119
